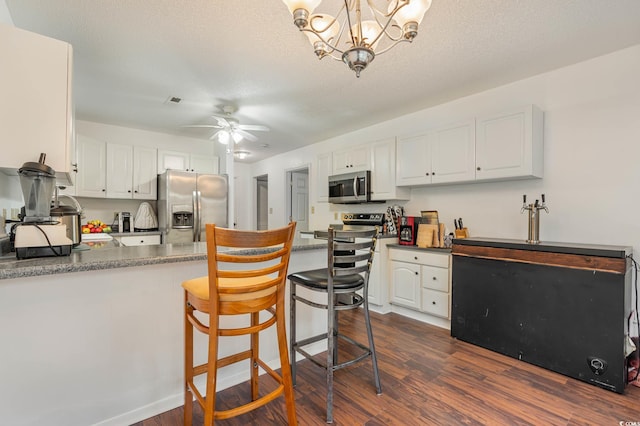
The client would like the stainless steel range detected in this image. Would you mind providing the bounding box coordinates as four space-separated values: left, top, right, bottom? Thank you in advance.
340 213 385 226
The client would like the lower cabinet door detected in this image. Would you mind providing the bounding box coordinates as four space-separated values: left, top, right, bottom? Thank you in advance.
390 261 421 310
421 289 449 318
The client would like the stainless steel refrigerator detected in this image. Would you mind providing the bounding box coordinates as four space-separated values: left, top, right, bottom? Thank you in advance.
158 170 228 244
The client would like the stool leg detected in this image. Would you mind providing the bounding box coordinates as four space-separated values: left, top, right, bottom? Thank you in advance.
251 311 260 401
184 294 193 426
363 297 382 395
203 312 220 426
276 288 298 424
326 292 336 423
289 280 297 386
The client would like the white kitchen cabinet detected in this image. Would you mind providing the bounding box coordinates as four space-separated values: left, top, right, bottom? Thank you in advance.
367 238 394 311
132 146 158 199
370 138 410 201
389 247 451 318
396 133 432 186
332 145 370 174
315 152 332 202
0 24 74 184
115 234 161 246
158 150 219 174
431 120 476 184
389 259 422 310
76 135 107 198
76 136 157 200
396 120 475 186
475 104 543 181
106 144 133 199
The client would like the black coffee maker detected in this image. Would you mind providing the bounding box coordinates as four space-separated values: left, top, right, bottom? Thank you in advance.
398 216 420 245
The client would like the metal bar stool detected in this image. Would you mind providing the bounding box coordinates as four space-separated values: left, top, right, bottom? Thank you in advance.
182 222 297 425
288 227 381 423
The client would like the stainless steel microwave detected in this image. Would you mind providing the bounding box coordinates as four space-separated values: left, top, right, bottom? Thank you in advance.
328 170 371 204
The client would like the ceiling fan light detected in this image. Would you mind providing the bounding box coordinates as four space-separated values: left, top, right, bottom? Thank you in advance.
231 132 243 143
218 130 230 145
234 150 250 160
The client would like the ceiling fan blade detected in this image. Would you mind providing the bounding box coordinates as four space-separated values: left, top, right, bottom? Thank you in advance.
238 124 270 132
209 130 223 141
182 124 223 129
211 114 231 127
235 129 258 142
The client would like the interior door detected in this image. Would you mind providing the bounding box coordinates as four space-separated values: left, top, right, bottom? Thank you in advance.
290 170 309 231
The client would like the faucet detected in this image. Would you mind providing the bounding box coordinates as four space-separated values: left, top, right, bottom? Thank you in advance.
521 194 548 244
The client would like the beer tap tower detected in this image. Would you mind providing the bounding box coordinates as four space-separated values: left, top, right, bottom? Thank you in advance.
521 194 548 244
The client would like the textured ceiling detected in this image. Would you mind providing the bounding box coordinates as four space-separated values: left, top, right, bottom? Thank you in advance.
6 0 640 163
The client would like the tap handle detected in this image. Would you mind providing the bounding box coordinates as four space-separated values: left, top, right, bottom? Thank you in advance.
541 193 546 204
522 194 527 204
534 199 539 208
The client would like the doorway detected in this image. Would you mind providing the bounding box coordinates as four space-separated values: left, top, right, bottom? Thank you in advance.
286 167 309 232
256 174 268 231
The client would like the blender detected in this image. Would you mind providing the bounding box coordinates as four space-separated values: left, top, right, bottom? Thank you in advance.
13 153 73 259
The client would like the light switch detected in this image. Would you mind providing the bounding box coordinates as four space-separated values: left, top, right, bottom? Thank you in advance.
269 208 273 214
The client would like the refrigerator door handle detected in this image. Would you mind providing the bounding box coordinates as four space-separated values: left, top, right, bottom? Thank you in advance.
196 190 203 241
192 190 199 242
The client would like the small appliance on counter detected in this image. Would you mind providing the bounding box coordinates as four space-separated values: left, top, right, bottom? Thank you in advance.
117 212 132 233
398 216 421 245
13 153 72 259
133 202 158 231
50 192 83 247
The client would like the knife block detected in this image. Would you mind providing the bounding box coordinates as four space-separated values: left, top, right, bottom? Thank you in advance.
455 228 469 239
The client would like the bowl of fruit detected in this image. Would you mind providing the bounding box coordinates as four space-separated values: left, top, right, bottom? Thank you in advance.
81 220 113 241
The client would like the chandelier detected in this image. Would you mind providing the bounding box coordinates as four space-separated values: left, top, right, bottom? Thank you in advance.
282 0 432 77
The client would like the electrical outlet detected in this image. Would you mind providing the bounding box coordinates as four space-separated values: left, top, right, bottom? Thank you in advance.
311 206 315 214
334 212 338 220
269 208 273 214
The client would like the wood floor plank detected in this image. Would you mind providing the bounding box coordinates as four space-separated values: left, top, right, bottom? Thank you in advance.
137 311 640 425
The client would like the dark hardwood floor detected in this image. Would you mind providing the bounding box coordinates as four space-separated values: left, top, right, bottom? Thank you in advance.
134 310 640 425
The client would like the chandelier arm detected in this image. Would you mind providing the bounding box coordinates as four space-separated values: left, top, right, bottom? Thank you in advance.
368 37 411 56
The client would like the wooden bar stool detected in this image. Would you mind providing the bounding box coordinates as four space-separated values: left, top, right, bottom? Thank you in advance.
182 222 297 425
288 227 381 423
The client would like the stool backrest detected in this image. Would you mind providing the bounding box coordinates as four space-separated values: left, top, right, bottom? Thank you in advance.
205 222 297 310
327 227 378 284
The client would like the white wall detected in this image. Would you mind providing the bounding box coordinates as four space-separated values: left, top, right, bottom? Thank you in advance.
248 44 640 256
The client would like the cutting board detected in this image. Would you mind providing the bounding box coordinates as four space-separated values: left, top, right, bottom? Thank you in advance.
416 224 439 248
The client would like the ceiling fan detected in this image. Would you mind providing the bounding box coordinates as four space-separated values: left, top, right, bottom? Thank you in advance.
186 105 269 145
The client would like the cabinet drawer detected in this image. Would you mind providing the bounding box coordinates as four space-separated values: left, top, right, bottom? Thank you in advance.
421 289 449 318
118 235 161 246
421 265 449 292
389 249 449 268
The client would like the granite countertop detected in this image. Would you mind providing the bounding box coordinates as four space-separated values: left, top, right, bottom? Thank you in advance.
452 237 632 258
0 236 326 281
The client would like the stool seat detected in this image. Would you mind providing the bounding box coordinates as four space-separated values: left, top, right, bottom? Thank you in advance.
182 275 276 302
288 268 364 291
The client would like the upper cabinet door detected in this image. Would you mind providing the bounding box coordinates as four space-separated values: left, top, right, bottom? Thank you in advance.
332 145 370 174
370 138 410 201
396 133 432 186
475 105 543 181
158 150 190 173
106 144 134 199
315 152 332 203
431 120 476 184
0 25 74 182
133 146 158 200
190 154 219 174
75 135 107 198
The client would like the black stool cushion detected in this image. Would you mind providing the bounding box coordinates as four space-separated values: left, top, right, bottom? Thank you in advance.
288 268 364 291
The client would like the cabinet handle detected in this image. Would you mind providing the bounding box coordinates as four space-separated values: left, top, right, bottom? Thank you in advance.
415 272 419 275
432 301 436 305
432 276 437 280
425 172 429 176
128 190 132 193
477 166 481 171
134 190 138 193
102 189 106 192
414 256 418 260
432 171 436 175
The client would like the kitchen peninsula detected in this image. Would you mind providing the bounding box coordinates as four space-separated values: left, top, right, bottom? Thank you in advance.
0 238 327 426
